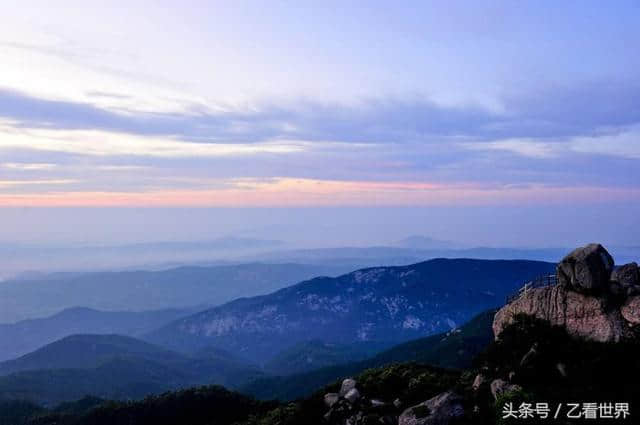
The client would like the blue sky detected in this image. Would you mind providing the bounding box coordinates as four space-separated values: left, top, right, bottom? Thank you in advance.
0 1 638 245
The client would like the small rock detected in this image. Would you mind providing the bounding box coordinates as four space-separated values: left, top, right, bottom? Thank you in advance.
398 391 464 425
490 379 522 400
324 392 339 408
556 363 567 377
472 374 485 391
371 399 386 408
345 388 361 404
612 263 640 287
340 378 357 396
393 398 403 408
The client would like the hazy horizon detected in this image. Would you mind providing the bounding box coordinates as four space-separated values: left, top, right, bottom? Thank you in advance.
0 205 638 249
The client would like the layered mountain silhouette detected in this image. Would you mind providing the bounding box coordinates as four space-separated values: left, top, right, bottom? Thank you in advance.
0 307 198 362
0 334 262 405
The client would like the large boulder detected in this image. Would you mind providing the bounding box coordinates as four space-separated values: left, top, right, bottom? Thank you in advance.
611 263 640 288
398 391 464 425
556 244 614 294
493 284 629 342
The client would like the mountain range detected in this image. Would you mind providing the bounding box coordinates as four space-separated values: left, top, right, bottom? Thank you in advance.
147 258 554 362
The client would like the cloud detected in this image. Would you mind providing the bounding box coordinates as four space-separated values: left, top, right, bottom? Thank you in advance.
0 179 76 188
459 139 561 159
0 80 638 207
1 79 639 147
569 126 640 159
1 162 58 170
0 122 305 158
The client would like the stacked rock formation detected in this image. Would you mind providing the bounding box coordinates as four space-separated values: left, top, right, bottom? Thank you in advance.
493 243 640 342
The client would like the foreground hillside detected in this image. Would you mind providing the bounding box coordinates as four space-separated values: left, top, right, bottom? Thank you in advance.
0 386 277 425
9 315 639 425
148 258 554 362
240 316 640 425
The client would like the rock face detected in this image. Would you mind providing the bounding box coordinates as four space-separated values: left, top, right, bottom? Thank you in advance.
557 244 614 294
398 391 464 425
493 284 628 342
494 244 640 343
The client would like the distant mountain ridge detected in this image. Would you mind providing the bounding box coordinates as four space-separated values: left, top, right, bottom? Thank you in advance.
147 258 555 362
0 263 356 323
393 235 461 250
0 334 184 377
0 306 199 362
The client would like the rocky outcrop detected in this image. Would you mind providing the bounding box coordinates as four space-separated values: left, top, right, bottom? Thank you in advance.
322 378 464 425
494 244 640 343
398 391 464 425
493 284 629 342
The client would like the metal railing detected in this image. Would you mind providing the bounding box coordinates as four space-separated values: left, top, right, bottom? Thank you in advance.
506 274 558 304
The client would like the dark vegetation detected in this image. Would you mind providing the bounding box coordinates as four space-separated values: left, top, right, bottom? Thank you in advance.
25 386 276 425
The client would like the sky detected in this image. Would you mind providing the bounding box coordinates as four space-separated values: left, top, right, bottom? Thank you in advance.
0 1 639 246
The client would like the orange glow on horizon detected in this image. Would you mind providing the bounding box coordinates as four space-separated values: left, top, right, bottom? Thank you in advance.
0 178 637 207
